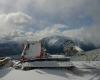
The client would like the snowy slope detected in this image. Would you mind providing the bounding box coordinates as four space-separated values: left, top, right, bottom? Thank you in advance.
1 49 100 80
0 66 100 80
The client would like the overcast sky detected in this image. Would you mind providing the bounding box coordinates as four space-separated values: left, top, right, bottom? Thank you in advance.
0 0 99 46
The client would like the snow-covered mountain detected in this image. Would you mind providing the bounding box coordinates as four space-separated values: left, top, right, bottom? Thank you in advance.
0 36 99 57
0 41 23 57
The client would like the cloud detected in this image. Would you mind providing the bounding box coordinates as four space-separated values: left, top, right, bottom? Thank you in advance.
6 12 32 25
82 26 100 47
31 24 100 48
32 24 65 41
62 26 100 47
0 0 99 49
0 0 99 28
0 0 98 27
0 12 32 38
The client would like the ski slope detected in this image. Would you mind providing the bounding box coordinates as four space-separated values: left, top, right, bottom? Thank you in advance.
0 63 100 80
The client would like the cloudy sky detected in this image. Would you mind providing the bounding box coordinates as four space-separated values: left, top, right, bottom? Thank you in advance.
0 0 100 46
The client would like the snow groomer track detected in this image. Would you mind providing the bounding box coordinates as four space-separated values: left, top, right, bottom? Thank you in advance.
20 57 74 70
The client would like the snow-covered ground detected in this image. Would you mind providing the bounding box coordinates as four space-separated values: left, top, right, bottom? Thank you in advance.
0 61 100 80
